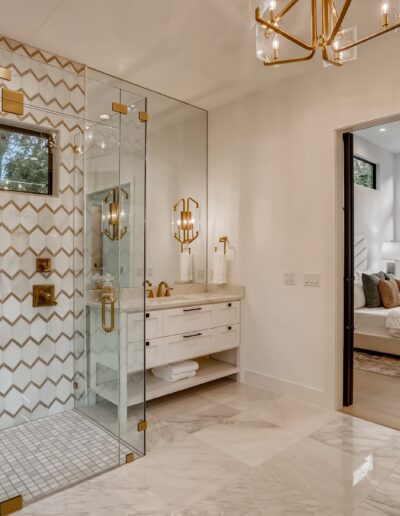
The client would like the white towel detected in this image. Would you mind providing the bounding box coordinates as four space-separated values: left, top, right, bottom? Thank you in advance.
152 360 199 377
152 370 196 383
180 249 193 282
212 251 227 284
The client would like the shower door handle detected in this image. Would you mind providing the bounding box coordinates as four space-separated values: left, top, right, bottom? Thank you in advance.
102 293 115 333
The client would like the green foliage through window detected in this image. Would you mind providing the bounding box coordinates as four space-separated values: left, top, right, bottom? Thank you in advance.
0 124 52 195
353 156 376 190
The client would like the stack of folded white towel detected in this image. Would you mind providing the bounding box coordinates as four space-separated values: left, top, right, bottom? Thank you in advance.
152 360 199 382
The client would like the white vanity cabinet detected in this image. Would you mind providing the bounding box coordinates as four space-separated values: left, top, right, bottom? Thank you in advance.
90 298 241 423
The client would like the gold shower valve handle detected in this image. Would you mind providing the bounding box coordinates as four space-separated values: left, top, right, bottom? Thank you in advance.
32 285 57 307
101 292 115 333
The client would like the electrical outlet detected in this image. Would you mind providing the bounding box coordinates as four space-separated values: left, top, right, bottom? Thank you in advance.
283 271 296 285
304 273 320 287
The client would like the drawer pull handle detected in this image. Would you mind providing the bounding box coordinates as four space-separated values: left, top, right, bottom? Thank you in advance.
183 333 202 339
183 307 202 312
146 313 150 318
146 341 150 347
227 303 232 307
228 326 232 330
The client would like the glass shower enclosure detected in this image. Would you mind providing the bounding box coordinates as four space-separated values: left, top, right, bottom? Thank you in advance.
0 45 146 510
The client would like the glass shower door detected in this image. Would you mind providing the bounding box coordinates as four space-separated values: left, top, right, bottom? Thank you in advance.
77 77 147 460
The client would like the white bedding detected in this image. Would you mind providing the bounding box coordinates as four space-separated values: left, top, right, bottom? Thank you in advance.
354 307 400 338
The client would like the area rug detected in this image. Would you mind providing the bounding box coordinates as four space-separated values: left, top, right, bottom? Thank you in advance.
354 350 400 378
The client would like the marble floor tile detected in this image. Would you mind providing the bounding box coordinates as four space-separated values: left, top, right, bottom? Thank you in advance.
196 379 280 411
263 437 394 516
238 394 339 438
193 412 302 467
357 467 400 515
182 454 341 516
19 464 169 516
311 415 400 470
141 435 249 508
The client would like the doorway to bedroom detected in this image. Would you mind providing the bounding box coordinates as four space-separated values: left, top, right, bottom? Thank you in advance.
342 120 400 430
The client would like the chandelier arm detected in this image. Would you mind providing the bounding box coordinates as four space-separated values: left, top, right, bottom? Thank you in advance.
339 21 400 52
311 0 318 44
264 48 316 66
275 0 301 22
326 0 353 45
255 8 315 51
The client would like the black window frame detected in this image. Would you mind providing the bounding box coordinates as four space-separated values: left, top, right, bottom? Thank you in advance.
353 155 377 190
0 122 54 196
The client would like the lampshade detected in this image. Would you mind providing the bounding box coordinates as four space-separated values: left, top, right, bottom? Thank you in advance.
381 241 400 261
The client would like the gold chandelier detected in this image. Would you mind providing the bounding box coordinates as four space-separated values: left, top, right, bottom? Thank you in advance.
255 0 400 66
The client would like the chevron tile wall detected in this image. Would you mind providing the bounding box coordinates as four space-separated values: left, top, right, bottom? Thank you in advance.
0 36 85 430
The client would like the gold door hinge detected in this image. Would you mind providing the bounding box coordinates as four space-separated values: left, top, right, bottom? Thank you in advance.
0 495 23 515
125 452 135 463
137 420 147 432
2 88 24 115
138 111 149 122
0 67 11 81
112 102 128 115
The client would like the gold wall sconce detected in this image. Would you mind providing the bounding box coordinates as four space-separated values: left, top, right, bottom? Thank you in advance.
102 186 129 241
173 197 200 252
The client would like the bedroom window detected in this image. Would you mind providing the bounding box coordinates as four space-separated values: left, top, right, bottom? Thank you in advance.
0 123 54 195
353 156 376 190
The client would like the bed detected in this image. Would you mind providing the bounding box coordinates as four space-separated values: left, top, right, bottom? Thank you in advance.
354 306 400 355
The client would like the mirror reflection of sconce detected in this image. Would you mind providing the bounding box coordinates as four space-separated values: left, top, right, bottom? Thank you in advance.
172 197 200 252
102 186 129 241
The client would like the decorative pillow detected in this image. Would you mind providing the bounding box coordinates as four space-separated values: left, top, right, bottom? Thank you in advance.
354 281 366 309
362 271 386 308
379 279 400 308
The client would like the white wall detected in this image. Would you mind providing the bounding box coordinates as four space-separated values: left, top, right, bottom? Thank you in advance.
208 35 400 409
353 135 395 272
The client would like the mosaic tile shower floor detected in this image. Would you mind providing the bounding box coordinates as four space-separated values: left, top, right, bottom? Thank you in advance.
0 410 131 504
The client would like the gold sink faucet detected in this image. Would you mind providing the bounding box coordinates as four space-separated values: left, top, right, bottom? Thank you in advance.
145 279 154 298
157 281 173 297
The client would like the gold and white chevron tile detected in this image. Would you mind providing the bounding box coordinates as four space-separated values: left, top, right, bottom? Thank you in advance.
0 35 86 428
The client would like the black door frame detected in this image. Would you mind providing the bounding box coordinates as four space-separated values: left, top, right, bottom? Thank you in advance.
343 132 354 407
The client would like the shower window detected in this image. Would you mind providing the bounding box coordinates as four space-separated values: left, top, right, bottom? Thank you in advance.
0 122 54 194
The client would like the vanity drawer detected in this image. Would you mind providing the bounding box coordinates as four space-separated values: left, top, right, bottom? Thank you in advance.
213 324 240 351
164 329 214 362
212 301 240 327
163 305 213 336
127 338 164 373
127 311 163 341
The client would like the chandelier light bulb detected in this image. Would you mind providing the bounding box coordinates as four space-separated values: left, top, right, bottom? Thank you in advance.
272 34 280 49
268 0 277 10
381 1 390 15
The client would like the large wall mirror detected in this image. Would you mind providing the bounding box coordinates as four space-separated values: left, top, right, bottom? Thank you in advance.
84 70 208 289
146 95 207 286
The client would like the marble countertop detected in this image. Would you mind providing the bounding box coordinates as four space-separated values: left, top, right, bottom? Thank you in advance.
87 291 242 313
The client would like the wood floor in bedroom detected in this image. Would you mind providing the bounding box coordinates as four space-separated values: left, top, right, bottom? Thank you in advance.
341 368 400 430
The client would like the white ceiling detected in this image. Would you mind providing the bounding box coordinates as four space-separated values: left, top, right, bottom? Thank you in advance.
0 0 396 110
356 121 400 155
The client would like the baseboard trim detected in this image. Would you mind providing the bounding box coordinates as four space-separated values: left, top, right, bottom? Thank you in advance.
243 369 328 407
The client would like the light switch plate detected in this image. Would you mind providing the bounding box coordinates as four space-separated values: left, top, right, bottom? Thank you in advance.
284 271 296 285
304 273 320 287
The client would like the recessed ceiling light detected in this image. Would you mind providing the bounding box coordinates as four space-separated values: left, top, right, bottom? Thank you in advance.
379 127 387 132
99 114 110 120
